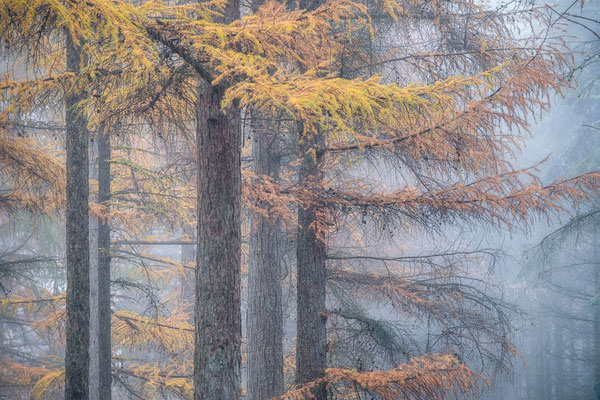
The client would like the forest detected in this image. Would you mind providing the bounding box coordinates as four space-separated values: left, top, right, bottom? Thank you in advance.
0 0 599 399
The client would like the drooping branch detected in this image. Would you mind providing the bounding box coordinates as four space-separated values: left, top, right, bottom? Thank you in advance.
277 354 482 400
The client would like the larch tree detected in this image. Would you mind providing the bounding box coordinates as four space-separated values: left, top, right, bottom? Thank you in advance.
194 1 242 398
279 1 600 394
234 2 600 398
293 0 328 394
64 27 90 400
247 111 285 398
0 1 162 398
142 0 600 398
96 122 111 400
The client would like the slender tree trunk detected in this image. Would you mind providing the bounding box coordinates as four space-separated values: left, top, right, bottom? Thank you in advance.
194 1 241 388
295 127 327 398
89 140 99 400
293 2 327 396
97 123 112 400
247 114 284 400
65 29 90 400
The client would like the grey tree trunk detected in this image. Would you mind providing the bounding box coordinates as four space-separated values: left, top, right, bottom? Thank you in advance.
293 0 327 395
247 114 284 400
97 124 112 400
193 0 241 389
89 140 99 400
295 128 327 399
65 29 90 400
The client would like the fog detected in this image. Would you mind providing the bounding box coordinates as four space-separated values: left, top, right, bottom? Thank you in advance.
0 0 599 399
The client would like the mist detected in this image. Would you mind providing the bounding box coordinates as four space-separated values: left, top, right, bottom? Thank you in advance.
0 0 599 399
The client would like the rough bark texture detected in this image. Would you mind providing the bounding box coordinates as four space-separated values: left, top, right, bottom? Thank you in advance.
294 1 327 396
295 128 327 399
89 138 99 400
247 114 284 400
97 124 112 400
65 29 90 400
193 13 241 393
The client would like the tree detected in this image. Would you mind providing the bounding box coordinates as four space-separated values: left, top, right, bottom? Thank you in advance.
247 113 285 399
97 123 111 400
516 3 600 396
0 2 159 398
144 0 600 397
64 28 91 400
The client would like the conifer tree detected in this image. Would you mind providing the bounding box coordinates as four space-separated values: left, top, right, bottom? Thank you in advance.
97 123 111 400
64 28 90 400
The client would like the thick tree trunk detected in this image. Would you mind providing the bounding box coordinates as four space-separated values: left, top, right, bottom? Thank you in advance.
295 128 327 399
247 114 284 400
65 30 90 400
97 124 112 400
194 62 242 400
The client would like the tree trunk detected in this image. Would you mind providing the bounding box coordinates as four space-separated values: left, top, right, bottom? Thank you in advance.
89 141 98 400
294 0 327 395
194 22 242 396
247 114 284 400
65 29 90 400
295 127 327 399
288 0 329 392
97 123 112 400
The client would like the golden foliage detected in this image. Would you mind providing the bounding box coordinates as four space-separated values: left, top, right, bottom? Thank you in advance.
0 1 596 399
116 361 193 399
0 131 64 214
277 354 482 400
113 310 194 355
315 168 600 231
0 360 64 399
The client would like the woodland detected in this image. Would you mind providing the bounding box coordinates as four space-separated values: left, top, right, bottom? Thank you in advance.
0 0 599 399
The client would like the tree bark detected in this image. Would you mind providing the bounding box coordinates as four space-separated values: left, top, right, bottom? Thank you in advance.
65 29 90 400
194 0 241 388
97 123 112 400
293 1 327 395
89 141 99 400
247 114 284 400
295 127 327 399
